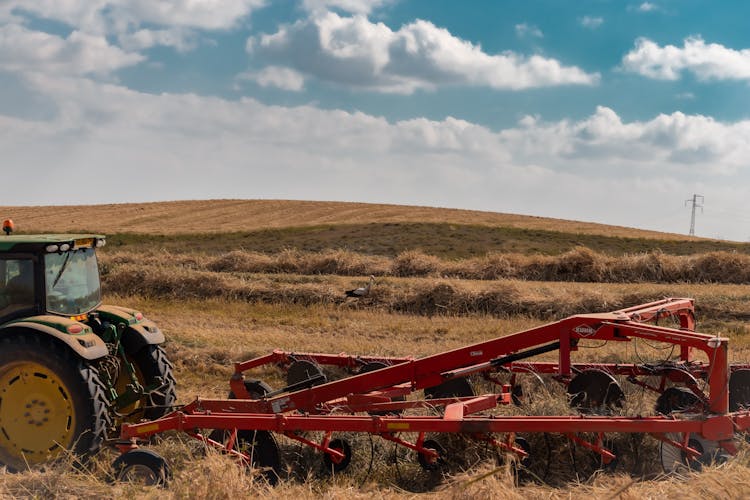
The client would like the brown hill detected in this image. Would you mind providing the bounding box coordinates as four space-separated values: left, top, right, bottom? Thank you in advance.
0 199 696 240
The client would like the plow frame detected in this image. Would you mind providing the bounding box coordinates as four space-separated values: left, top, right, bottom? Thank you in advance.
117 298 750 476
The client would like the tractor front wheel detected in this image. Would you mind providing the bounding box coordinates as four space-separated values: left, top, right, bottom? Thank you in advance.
0 334 110 471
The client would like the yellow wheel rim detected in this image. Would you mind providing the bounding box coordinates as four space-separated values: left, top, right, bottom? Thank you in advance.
0 361 76 465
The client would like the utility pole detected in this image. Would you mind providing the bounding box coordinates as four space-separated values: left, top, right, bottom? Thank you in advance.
684 194 704 236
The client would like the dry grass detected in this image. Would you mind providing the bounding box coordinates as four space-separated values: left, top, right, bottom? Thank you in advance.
99 257 750 323
101 247 750 284
5 443 749 499
0 199 698 240
3 294 750 498
3 200 750 497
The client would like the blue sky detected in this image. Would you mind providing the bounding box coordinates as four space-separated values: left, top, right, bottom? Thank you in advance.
1 1 750 240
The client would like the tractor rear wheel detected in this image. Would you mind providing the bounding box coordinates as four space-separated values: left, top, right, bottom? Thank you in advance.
0 334 110 471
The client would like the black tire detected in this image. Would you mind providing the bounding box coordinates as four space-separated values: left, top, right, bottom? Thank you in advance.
424 377 475 400
417 439 446 471
130 344 177 420
0 334 110 471
112 449 171 486
567 370 625 414
322 438 352 473
360 362 404 415
207 380 272 444
228 379 272 400
655 387 701 415
236 429 283 485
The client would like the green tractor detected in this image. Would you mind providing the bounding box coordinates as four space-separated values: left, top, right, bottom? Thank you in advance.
0 223 176 470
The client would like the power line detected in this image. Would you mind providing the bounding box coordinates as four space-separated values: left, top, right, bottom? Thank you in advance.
684 194 704 236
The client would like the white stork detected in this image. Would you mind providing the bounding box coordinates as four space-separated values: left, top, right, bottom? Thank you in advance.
345 275 375 298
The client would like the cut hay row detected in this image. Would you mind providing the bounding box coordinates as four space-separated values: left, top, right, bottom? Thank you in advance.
102 246 750 284
101 263 750 323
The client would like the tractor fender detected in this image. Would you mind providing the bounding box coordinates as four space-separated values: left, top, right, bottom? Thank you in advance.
0 320 108 360
96 305 165 354
122 321 165 354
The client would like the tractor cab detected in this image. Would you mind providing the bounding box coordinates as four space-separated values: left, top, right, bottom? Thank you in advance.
0 233 105 322
0 222 176 472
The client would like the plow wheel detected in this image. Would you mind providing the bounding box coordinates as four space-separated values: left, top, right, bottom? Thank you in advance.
569 434 619 481
112 449 171 486
286 360 326 388
490 435 533 484
655 386 703 415
284 431 376 484
424 377 474 400
729 369 750 411
237 429 283 485
206 380 272 451
655 387 724 473
390 437 444 492
417 439 446 471
567 370 624 414
660 434 724 473
360 362 405 415
228 379 272 400
322 438 353 473
0 335 110 471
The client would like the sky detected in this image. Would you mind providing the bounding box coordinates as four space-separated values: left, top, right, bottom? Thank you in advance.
1 1 750 240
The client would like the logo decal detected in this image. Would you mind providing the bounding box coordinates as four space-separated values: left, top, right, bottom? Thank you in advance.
573 324 598 337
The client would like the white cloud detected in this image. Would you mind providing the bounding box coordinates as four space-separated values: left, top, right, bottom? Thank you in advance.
117 28 197 53
2 0 265 53
301 0 395 15
580 16 604 29
6 0 266 32
3 76 750 239
622 37 750 81
238 66 306 91
251 12 598 93
637 2 658 12
515 23 543 38
0 23 143 76
117 0 266 30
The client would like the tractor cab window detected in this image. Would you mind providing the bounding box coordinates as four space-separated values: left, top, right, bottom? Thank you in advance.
0 259 35 317
44 248 101 316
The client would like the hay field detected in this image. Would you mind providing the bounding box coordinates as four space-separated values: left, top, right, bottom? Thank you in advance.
0 199 702 239
3 200 750 499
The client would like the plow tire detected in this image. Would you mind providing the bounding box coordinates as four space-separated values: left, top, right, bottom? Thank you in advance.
323 438 352 473
417 439 446 471
112 448 171 486
237 429 283 485
660 433 725 473
0 334 110 471
229 379 272 400
729 369 750 411
655 387 702 415
361 362 405 415
287 360 326 388
424 377 475 400
131 345 177 421
567 370 624 413
207 379 272 444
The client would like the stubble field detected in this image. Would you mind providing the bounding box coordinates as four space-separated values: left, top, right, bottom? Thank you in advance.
2 200 750 499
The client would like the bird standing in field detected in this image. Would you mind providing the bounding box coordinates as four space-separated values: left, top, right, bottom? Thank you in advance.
345 275 375 298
